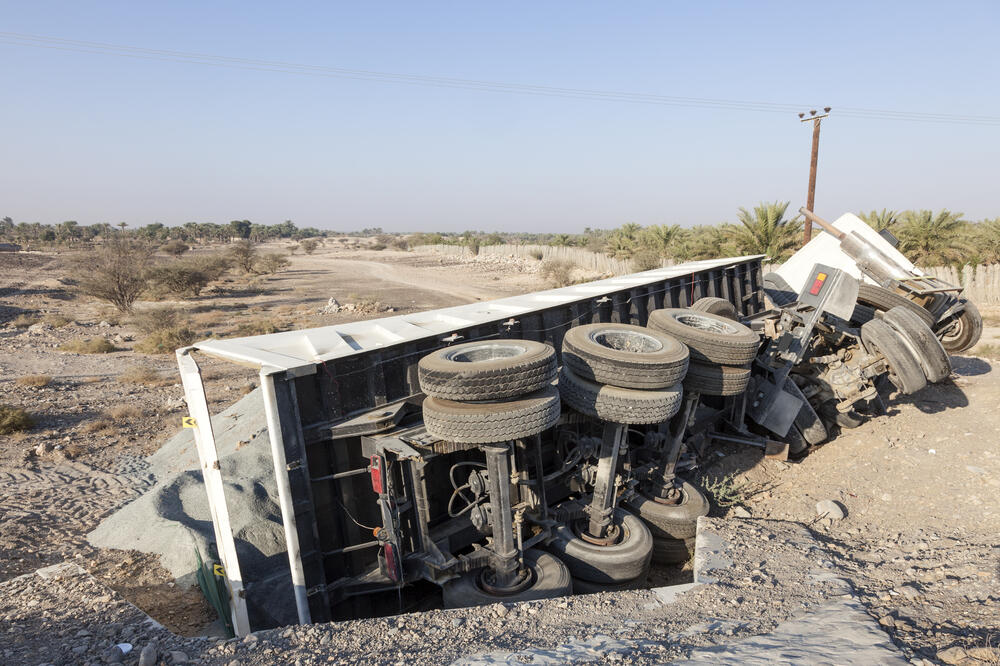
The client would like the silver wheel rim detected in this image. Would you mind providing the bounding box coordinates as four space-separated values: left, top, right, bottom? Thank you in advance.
588 327 664 354
674 313 739 335
445 342 527 363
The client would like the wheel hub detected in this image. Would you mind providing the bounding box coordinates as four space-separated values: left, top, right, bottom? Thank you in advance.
575 520 622 546
478 566 534 596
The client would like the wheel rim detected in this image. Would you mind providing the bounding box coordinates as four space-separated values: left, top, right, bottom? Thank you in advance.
445 342 527 363
573 519 624 546
674 313 739 335
477 566 535 596
588 327 664 354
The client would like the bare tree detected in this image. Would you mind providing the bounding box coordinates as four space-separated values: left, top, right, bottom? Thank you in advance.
76 237 152 312
228 240 258 273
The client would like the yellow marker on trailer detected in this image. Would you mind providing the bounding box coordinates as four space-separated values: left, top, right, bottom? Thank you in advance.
182 416 197 428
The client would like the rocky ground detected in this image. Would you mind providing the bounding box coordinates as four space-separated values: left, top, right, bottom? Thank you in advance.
2 244 999 664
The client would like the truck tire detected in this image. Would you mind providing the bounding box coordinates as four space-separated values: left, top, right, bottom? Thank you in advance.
882 306 951 383
442 549 572 608
625 480 709 541
418 340 556 401
545 509 653 584
422 386 560 444
861 319 927 395
856 284 935 327
763 273 797 308
558 366 683 425
938 299 983 353
682 362 751 396
647 309 760 366
690 297 739 320
571 575 646 595
652 536 696 565
562 323 689 390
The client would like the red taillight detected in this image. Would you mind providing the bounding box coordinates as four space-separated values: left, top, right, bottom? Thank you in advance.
384 543 400 582
370 454 384 494
809 272 827 296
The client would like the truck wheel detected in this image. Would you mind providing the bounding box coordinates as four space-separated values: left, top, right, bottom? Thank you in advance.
442 549 572 608
562 323 689 390
763 273 797 308
546 509 653 584
558 366 683 425
647 309 760 366
882 307 951 383
422 386 560 444
682 362 751 396
571 575 646 595
653 536 696 565
625 480 709 541
938 299 983 353
418 340 556 401
861 319 927 395
690 297 739 320
856 284 935 327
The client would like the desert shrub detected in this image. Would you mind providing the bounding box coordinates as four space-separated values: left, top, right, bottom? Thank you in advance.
134 326 197 354
389 237 409 251
105 404 142 422
161 240 190 256
228 240 258 273
74 237 153 313
81 418 115 435
59 338 117 353
287 244 299 255
234 318 285 336
0 405 34 434
118 365 169 386
300 239 319 255
42 314 73 328
540 259 577 287
631 249 662 271
131 306 182 333
256 253 290 274
16 375 52 387
147 254 230 298
11 313 40 328
370 242 387 251
529 250 545 261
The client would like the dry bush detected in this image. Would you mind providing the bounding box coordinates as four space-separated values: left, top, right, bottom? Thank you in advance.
119 365 170 386
131 306 182 334
11 313 40 328
160 240 190 256
234 317 285 336
106 404 142 422
540 259 577 288
134 327 197 354
42 314 73 328
74 237 153 312
529 250 545 260
300 239 319 255
370 242 387 251
631 249 662 271
81 418 115 435
0 405 34 434
256 253 290 274
287 244 299 255
228 240 258 273
59 338 117 354
147 254 229 298
16 375 52 387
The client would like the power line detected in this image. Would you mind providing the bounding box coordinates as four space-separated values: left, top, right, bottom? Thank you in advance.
2 31 999 126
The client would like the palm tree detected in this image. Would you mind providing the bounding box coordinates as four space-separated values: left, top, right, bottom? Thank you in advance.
895 210 969 266
729 201 802 261
968 219 1000 264
639 224 682 257
857 209 899 231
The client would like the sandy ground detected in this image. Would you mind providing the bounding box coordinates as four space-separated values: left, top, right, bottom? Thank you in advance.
2 242 999 663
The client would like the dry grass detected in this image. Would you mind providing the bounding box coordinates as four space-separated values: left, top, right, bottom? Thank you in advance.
105 405 142 422
81 418 115 435
233 317 285 336
539 259 578 288
0 405 34 435
118 365 172 386
42 314 73 328
134 327 196 354
11 313 40 328
78 376 103 384
59 337 117 354
16 374 53 387
972 343 1000 359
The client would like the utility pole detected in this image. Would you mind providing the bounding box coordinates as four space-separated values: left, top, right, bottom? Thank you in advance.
799 107 831 244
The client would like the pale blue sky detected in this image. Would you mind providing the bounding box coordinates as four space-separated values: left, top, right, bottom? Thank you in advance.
2 1 998 232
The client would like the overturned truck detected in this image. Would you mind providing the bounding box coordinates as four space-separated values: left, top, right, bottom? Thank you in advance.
177 212 981 634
